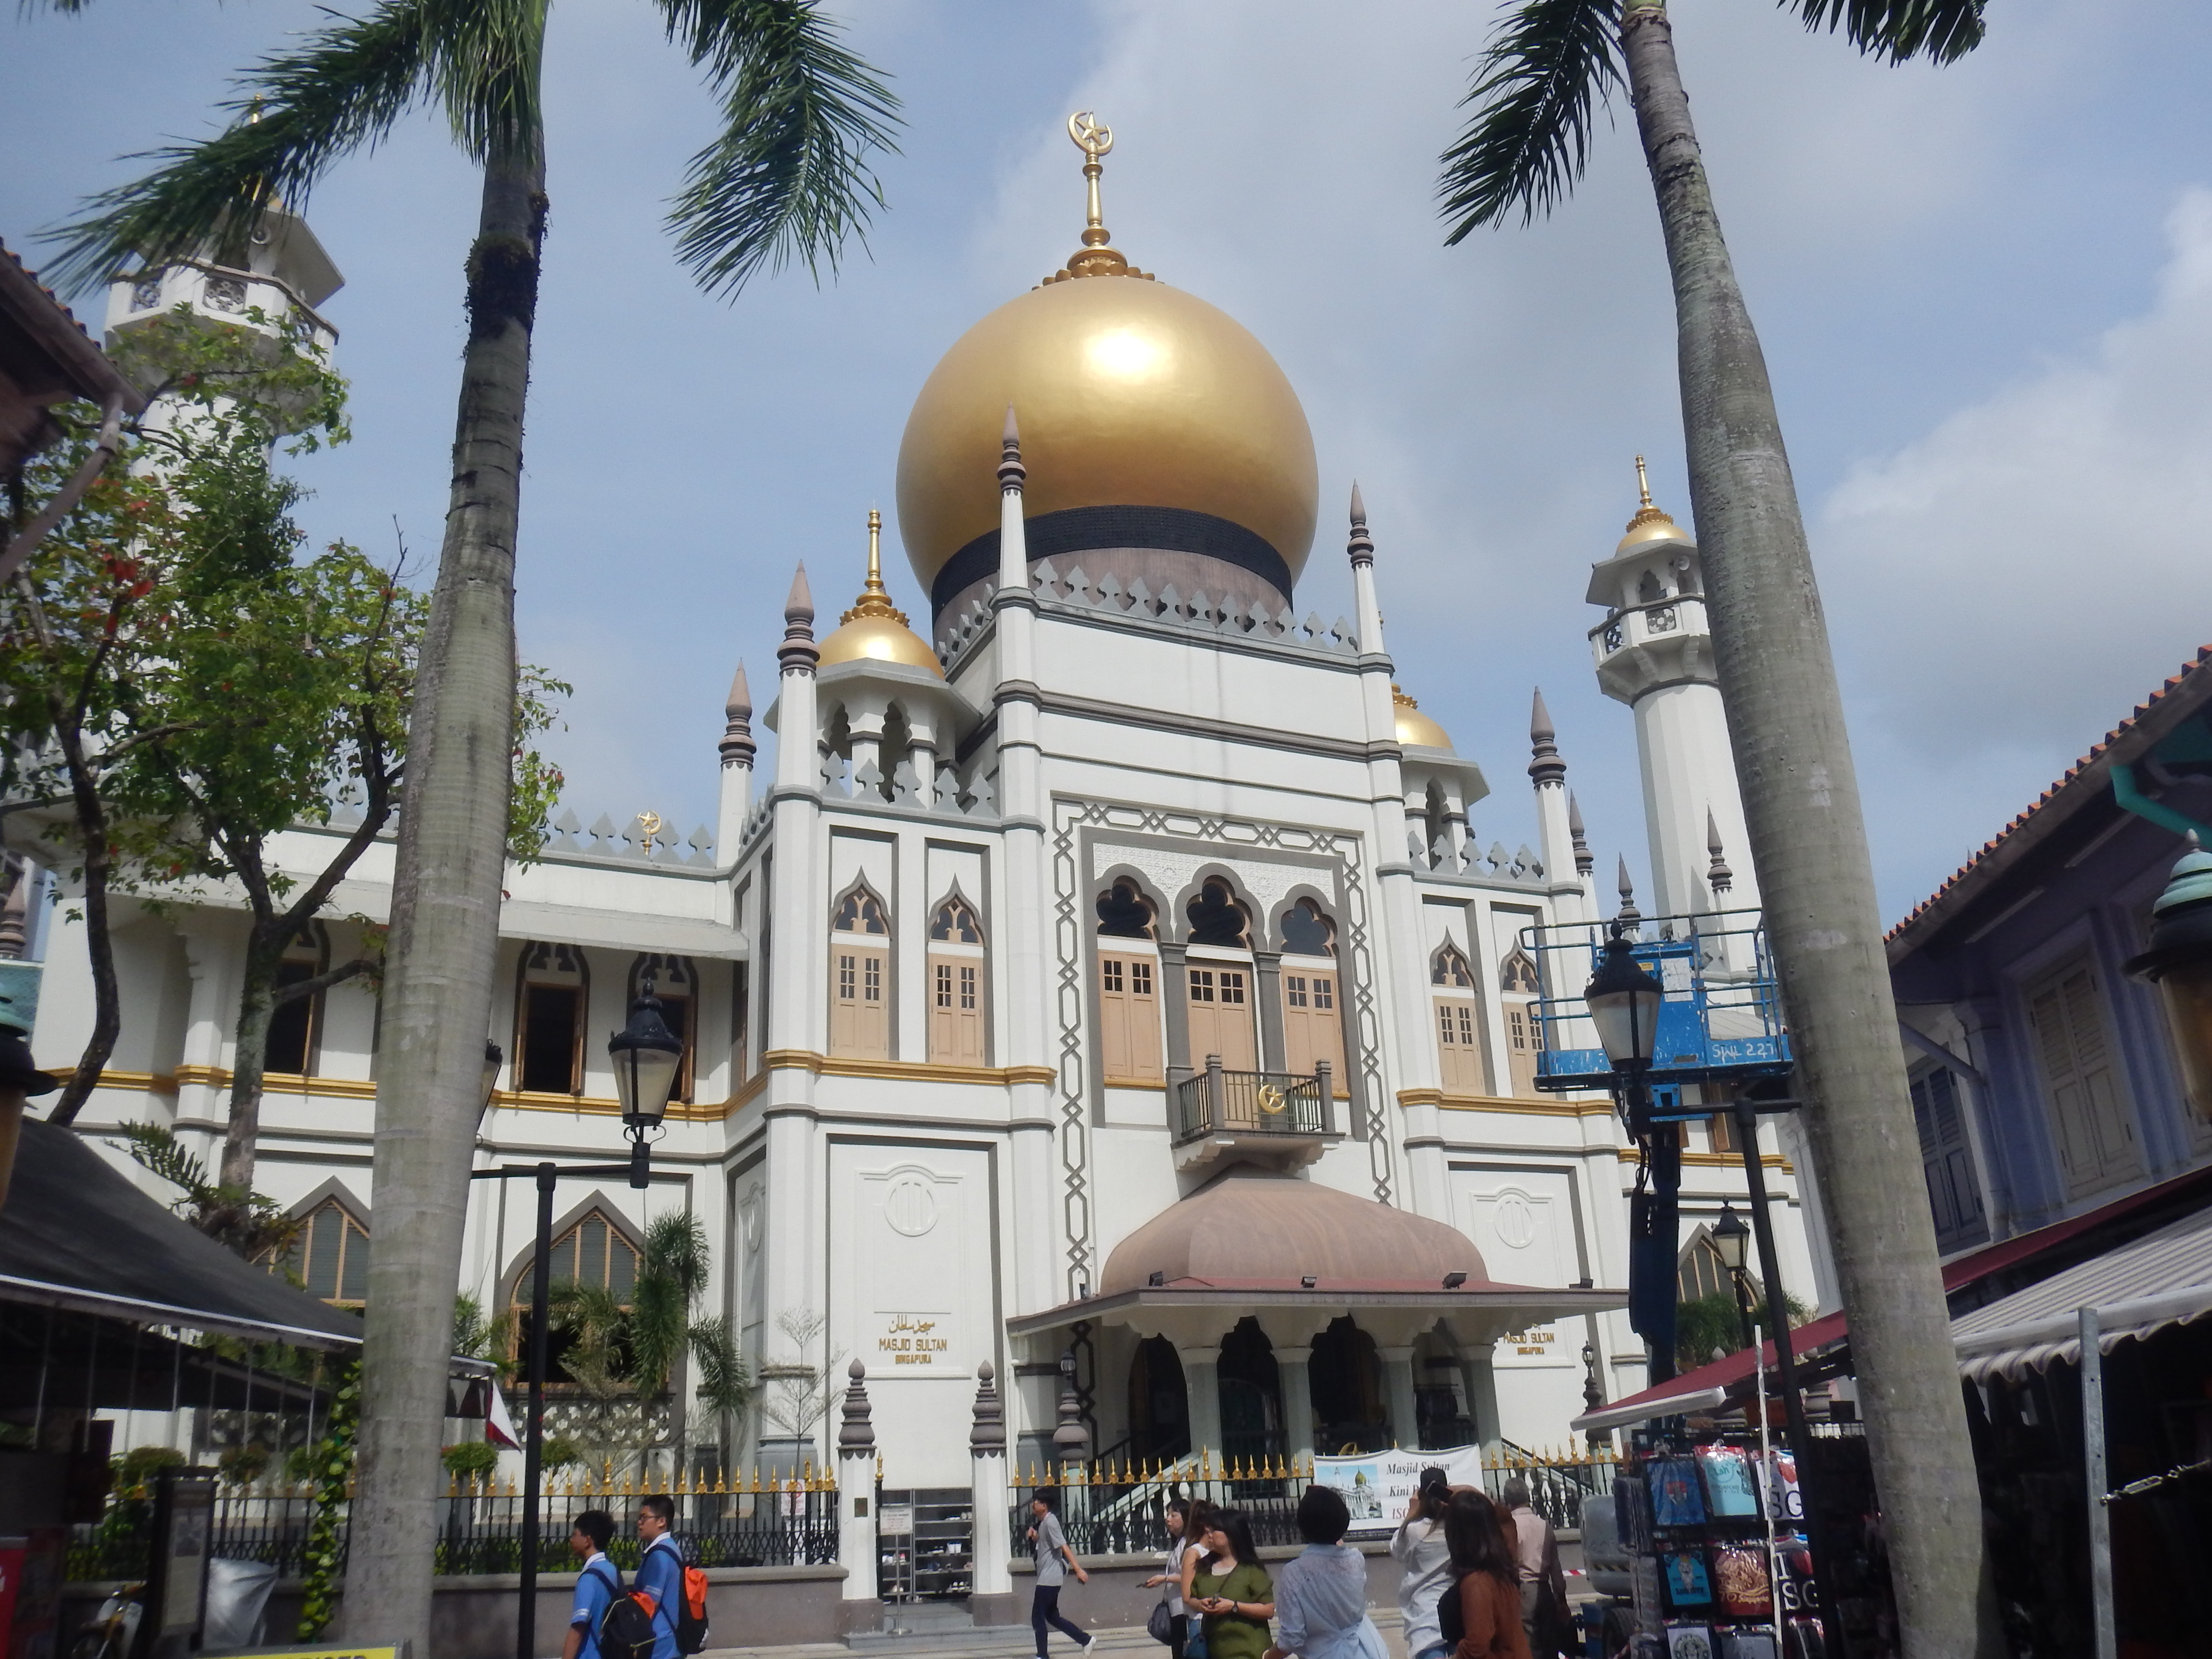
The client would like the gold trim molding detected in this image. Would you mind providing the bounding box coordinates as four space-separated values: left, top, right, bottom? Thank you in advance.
1399 1088 1615 1119
763 1049 1056 1087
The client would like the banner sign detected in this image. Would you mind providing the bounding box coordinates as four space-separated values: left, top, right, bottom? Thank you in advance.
1311 1445 1484 1538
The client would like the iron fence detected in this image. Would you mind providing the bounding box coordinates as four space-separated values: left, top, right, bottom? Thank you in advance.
1171 1062 1331 1143
68 1474 839 1584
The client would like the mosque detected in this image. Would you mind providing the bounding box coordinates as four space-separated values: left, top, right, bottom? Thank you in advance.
17 116 1826 1488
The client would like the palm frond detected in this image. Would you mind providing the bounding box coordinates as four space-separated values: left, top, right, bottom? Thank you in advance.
417 0 548 163
658 0 902 297
1787 0 1985 64
628 1265 688 1396
110 1118 217 1206
1439 0 1623 240
41 0 437 294
642 1209 712 1299
687 1315 752 1419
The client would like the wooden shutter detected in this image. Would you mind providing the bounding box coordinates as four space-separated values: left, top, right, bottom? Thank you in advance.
1911 1067 1989 1250
928 952 985 1065
831 945 890 1059
1435 998 1485 1093
1098 952 1163 1083
1282 964 1346 1090
2029 960 2140 1195
1505 1002 1542 1098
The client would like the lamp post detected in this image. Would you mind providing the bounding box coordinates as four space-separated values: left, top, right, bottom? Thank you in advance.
1711 1203 1756 1354
470 980 685 1659
1585 933 1676 1385
2125 837 2212 1124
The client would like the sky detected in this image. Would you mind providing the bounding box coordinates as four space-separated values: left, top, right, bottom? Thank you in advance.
6 0 2211 924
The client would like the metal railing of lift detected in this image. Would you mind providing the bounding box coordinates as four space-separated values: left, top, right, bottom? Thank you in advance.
1170 1059 1331 1143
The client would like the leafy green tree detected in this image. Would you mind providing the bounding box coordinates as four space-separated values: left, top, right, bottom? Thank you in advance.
36 8 897 1633
1439 5 1996 1650
110 1118 300 1260
546 1211 750 1482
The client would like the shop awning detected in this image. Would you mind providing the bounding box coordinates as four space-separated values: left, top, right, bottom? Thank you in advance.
1952 1205 2212 1382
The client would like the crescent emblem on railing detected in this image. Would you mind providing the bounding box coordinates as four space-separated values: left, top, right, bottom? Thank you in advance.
1257 1083 1286 1115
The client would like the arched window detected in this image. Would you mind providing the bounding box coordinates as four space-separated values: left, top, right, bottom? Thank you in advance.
829 883 891 1060
631 953 698 1103
1096 878 1156 939
1185 879 1257 1071
1499 947 1545 1098
274 1197 370 1308
1096 882 1163 1084
264 924 328 1076
1279 901 1345 1092
515 942 589 1094
1431 944 1484 1094
1186 878 1250 949
509 1209 642 1385
1637 567 1665 604
926 895 986 1065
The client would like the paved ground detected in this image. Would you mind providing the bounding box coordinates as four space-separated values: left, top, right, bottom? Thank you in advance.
701 1610 1417 1659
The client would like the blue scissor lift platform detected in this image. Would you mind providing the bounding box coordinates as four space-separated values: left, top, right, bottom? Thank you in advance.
1521 909 1794 1113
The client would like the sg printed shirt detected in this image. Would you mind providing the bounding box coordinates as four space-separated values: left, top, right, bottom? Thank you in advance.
570 1553 619 1659
636 1532 685 1659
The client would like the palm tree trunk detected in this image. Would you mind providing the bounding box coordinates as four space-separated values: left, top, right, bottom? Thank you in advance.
1617 4 1996 1653
343 141 543 1650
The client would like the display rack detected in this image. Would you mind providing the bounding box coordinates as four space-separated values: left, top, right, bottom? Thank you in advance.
876 1487 973 1602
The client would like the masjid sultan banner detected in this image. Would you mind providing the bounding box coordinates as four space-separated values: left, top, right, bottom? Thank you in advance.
1313 1446 1484 1537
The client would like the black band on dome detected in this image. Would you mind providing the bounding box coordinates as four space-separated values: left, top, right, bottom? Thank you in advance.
930 505 1292 617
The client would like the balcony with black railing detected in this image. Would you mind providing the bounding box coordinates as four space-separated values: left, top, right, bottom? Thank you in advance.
1169 1057 1337 1171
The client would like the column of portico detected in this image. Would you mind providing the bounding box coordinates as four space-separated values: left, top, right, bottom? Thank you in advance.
1376 1346 1421 1451
1251 1310 1333 1463
1179 1345 1224 1457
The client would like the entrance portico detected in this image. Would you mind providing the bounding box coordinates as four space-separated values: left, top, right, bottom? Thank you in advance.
1009 1166 1624 1466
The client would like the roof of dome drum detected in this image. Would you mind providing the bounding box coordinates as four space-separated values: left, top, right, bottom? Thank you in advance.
1100 1166 1491 1295
895 118 1319 618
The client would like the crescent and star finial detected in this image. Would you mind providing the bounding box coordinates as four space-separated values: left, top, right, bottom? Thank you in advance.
1047 111 1144 283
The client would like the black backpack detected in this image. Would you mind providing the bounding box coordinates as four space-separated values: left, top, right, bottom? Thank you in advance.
593 1557 658 1659
1436 1570 1467 1647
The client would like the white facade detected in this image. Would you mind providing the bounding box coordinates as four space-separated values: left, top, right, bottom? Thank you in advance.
12 174 1825 1483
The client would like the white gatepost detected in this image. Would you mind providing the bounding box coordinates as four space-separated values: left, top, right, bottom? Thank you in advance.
968 1361 1019 1625
836 1360 882 1634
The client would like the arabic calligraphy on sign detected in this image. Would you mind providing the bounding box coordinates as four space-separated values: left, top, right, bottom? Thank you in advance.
878 1313 951 1367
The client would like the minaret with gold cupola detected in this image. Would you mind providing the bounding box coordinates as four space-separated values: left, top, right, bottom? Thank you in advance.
1586 458 1759 924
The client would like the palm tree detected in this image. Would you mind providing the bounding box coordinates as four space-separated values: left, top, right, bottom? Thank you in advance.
1439 5 1995 1655
40 5 895 1642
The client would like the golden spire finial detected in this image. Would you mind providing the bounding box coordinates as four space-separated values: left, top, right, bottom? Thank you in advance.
1623 453 1679 537
1047 111 1147 284
841 507 909 627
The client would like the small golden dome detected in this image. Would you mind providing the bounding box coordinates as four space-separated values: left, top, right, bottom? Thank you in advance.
817 510 944 677
1616 453 1694 557
895 115 1317 602
1394 685 1453 751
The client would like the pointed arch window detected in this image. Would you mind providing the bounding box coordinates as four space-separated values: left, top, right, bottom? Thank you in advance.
1499 946 1545 1098
1096 881 1163 1083
1186 878 1250 949
927 894 986 1065
264 924 329 1076
1431 943 1485 1094
631 953 698 1103
271 1197 370 1308
830 883 891 1060
1279 901 1345 1092
515 942 589 1094
508 1208 642 1385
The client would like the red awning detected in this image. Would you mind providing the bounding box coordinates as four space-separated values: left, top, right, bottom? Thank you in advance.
1576 1163 2212 1431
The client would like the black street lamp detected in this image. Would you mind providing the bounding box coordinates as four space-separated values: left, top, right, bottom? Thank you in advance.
1585 932 1676 1386
1586 933 1663 1122
2125 839 2212 1124
470 981 687 1659
1711 1203 1757 1354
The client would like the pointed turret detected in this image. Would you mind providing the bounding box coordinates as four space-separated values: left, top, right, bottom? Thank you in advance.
778 563 817 668
1528 687 1566 788
1347 481 1373 567
1569 793 1595 878
719 661 756 769
1347 482 1385 655
1615 857 1642 926
1706 807 1733 896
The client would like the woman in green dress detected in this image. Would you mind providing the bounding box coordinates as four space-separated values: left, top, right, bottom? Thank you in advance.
1189 1508 1276 1659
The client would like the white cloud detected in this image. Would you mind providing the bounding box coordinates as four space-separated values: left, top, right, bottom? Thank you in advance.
1820 187 2212 899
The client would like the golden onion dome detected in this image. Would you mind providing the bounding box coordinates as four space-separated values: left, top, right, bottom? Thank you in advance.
1394 685 1452 751
817 510 944 677
895 113 1317 605
1616 453 1694 557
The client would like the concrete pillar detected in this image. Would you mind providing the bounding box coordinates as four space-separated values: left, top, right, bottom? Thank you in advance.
836 1361 883 1632
1178 1346 1223 1459
1274 1344 1316 1463
1253 949 1286 1072
1377 1345 1420 1451
969 1362 1019 1623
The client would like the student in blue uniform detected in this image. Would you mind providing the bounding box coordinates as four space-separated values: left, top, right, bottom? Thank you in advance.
636 1495 685 1659
563 1511 619 1659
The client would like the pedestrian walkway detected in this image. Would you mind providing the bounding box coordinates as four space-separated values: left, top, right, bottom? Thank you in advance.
698 1608 1412 1659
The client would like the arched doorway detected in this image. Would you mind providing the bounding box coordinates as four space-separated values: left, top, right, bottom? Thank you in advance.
1218 1318 1283 1463
1309 1317 1386 1453
1129 1336 1190 1462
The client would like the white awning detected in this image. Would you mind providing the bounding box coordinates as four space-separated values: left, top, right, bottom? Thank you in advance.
1572 1385 1729 1435
1951 1206 2212 1382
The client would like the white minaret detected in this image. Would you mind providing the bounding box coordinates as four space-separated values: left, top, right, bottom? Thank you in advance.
715 660 755 855
1586 458 1757 924
1527 688 1589 924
